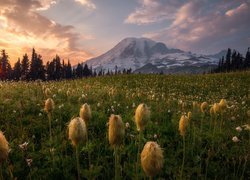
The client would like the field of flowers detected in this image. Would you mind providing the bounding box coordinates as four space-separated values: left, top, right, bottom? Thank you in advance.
0 72 249 179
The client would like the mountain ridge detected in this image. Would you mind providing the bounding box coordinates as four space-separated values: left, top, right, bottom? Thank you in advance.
83 37 225 73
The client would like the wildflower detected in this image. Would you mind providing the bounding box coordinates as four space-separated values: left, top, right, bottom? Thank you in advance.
135 103 150 131
79 103 92 125
179 115 188 136
153 134 158 139
210 106 214 116
108 114 125 147
44 88 51 97
200 102 208 113
235 126 242 132
213 103 220 114
125 122 130 129
219 99 227 112
26 158 33 167
97 102 101 107
132 103 136 108
66 90 71 97
19 142 29 151
68 117 87 147
44 98 55 113
232 136 240 143
0 131 9 163
141 141 164 177
231 116 236 121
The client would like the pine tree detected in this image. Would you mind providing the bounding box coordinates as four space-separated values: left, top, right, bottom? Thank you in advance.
29 48 38 80
13 58 22 80
29 49 45 80
82 64 91 77
244 47 250 69
225 48 231 72
0 50 11 80
66 60 72 79
21 53 29 80
75 63 83 78
54 55 62 80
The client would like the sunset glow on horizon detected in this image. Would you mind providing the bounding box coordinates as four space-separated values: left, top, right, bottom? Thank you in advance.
0 0 249 66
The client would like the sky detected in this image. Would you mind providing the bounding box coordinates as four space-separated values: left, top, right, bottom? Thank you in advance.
0 0 250 65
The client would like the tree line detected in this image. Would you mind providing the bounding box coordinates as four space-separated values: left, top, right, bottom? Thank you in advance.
212 48 250 73
0 48 132 81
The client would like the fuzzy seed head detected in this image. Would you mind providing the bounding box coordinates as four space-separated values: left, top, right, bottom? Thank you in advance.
108 114 125 147
135 103 150 131
210 106 215 116
200 102 208 113
219 99 227 111
66 90 71 97
213 103 220 114
79 103 92 125
44 98 55 113
179 115 188 136
141 141 164 177
0 131 9 163
68 117 87 147
45 88 51 97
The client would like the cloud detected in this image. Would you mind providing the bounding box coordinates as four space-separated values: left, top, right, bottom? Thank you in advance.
142 1 250 53
0 0 93 64
125 0 183 25
36 0 57 11
75 0 96 10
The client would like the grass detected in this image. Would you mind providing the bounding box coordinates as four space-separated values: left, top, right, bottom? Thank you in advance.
0 71 249 179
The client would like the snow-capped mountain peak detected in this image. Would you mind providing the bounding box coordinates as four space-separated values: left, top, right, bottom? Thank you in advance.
84 37 220 73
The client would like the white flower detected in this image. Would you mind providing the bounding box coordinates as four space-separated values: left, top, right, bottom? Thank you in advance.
26 159 33 167
232 136 240 143
154 134 158 139
235 126 242 132
132 103 136 108
125 122 130 129
13 110 16 113
19 142 29 150
39 113 42 116
97 103 101 107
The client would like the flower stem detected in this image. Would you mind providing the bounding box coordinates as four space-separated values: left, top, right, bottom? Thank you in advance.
0 163 3 180
76 145 81 180
114 147 120 180
48 112 52 143
136 131 142 180
181 135 185 179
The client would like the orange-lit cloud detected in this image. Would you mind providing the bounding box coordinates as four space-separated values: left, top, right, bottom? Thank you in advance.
0 0 94 66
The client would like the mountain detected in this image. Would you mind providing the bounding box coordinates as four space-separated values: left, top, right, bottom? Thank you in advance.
84 37 221 74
